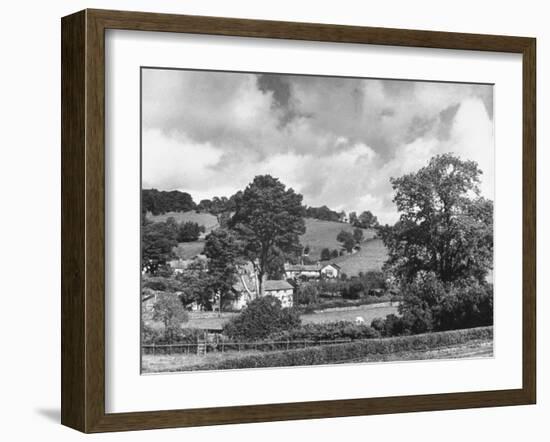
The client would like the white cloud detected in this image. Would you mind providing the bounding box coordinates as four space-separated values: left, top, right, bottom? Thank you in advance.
142 69 494 225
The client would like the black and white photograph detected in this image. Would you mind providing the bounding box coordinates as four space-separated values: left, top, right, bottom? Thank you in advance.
140 68 494 374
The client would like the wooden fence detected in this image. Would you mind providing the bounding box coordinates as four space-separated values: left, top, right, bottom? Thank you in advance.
142 338 352 356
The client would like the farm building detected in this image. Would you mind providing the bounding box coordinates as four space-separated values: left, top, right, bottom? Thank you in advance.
263 280 294 308
231 265 295 310
284 263 322 280
320 263 341 279
168 255 207 274
284 262 341 280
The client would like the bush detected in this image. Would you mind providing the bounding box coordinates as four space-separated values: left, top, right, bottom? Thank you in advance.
223 296 301 340
396 272 494 335
321 248 331 261
187 326 493 370
177 221 204 242
370 317 385 333
269 321 380 342
151 293 189 342
342 280 364 299
434 282 493 330
294 283 320 305
381 314 407 337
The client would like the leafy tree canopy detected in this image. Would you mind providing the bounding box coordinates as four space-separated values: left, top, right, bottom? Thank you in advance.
229 175 306 294
142 189 195 215
336 230 355 253
380 153 493 284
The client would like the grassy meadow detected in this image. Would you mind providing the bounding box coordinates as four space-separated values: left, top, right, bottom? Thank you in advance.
333 238 389 276
300 218 376 261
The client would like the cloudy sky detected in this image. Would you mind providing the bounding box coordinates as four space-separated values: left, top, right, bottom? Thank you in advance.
142 68 494 224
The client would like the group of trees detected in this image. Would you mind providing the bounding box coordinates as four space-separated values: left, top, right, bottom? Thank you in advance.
142 189 196 215
144 175 307 316
349 210 379 229
145 152 494 342
177 221 205 242
304 205 342 222
196 192 243 218
336 227 364 253
141 218 206 272
223 296 301 340
320 248 340 261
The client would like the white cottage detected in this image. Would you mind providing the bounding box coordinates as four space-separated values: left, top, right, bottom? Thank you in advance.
263 280 294 308
320 263 341 279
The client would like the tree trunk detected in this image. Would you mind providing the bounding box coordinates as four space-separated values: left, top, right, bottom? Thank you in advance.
258 271 264 297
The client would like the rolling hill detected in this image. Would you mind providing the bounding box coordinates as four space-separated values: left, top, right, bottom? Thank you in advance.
300 218 376 261
147 211 219 233
332 238 388 276
145 211 388 272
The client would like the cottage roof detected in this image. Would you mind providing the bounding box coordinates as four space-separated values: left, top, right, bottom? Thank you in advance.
321 263 341 270
284 263 321 272
264 280 294 291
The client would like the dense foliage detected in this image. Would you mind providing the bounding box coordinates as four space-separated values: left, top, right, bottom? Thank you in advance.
229 175 306 293
223 296 302 341
268 321 380 342
142 189 195 215
371 272 493 336
349 210 379 229
203 229 243 311
151 293 189 342
177 221 205 242
294 283 320 305
304 205 342 222
380 153 493 284
141 218 179 272
336 229 356 253
320 247 340 261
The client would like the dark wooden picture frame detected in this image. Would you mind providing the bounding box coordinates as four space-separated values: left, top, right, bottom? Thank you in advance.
61 9 536 433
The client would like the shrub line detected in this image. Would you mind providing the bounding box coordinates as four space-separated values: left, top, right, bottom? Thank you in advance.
179 326 493 371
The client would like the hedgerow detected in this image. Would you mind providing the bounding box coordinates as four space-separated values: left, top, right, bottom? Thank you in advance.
268 321 380 342
185 326 493 370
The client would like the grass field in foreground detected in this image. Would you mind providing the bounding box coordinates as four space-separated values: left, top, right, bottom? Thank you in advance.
341 339 493 364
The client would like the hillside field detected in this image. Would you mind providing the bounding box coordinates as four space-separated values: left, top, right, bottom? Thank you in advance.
332 238 388 276
145 212 388 271
147 211 219 232
300 218 376 261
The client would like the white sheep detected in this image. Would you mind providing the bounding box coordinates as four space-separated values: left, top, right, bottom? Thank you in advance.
355 316 365 325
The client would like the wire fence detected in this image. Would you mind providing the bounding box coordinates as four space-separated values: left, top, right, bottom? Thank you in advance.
142 338 352 356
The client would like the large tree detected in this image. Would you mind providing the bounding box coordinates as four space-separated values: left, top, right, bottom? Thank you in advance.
357 210 379 229
203 229 242 312
381 153 493 284
141 218 178 273
229 175 305 295
152 293 189 342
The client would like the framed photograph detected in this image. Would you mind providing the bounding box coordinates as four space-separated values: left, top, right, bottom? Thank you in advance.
61 9 536 433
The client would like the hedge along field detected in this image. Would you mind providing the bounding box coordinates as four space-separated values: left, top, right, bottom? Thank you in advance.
181 326 493 371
